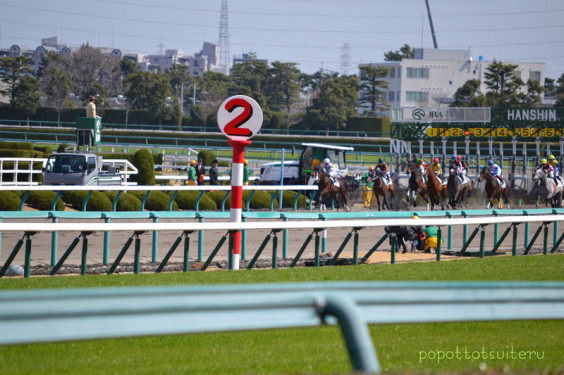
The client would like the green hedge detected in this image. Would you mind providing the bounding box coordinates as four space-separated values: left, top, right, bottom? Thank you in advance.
172 191 217 210
0 191 21 211
130 191 178 211
26 191 65 211
104 192 142 211
62 191 112 211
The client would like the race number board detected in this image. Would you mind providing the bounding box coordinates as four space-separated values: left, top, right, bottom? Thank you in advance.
217 95 263 140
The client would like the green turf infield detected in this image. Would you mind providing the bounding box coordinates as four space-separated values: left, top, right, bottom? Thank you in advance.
0 255 563 374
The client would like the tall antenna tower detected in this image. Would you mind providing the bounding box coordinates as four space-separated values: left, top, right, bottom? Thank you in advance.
218 0 230 66
340 43 352 75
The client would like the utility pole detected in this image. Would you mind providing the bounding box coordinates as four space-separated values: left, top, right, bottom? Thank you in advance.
425 0 438 49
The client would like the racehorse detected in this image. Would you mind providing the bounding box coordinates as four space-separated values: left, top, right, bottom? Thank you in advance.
531 168 563 208
405 162 427 208
424 165 446 210
447 165 472 209
371 173 394 211
478 166 510 209
316 169 350 211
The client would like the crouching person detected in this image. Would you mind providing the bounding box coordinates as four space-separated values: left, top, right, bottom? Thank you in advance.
423 226 444 254
384 223 424 254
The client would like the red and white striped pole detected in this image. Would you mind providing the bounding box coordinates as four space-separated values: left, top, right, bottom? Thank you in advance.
228 139 251 270
217 95 263 271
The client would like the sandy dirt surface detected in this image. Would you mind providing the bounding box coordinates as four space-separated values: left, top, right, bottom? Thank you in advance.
1 202 561 274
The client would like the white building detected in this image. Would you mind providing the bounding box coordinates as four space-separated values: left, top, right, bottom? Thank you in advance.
359 48 545 115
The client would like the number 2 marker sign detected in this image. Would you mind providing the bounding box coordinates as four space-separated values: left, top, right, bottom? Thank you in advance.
217 95 263 140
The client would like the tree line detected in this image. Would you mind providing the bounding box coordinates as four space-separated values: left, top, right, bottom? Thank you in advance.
0 43 562 133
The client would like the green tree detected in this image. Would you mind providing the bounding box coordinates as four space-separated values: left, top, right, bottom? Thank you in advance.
384 44 415 61
544 77 556 98
165 64 192 115
123 71 175 124
484 60 524 107
42 68 72 125
0 56 33 101
11 75 41 124
555 74 564 107
522 79 545 107
306 74 358 135
358 65 389 116
119 58 141 78
266 62 301 123
451 79 487 107
69 44 121 100
190 71 228 130
230 53 269 107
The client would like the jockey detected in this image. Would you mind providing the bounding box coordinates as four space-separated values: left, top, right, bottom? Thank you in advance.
488 159 504 186
452 155 465 182
541 157 555 178
431 157 444 181
321 157 338 182
416 157 427 177
549 155 562 182
375 158 391 183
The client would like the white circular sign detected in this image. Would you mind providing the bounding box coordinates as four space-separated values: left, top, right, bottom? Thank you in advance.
217 95 263 140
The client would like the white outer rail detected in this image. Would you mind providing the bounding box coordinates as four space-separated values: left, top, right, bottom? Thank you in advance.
0 184 317 192
0 215 560 233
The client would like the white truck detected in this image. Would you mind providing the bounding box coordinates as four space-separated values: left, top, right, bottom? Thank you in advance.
43 152 136 185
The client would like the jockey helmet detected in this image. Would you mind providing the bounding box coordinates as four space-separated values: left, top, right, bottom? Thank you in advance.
244 159 248 165
378 158 384 164
451 154 457 160
190 159 197 165
368 165 374 171
457 155 462 160
433 157 439 163
487 159 494 166
548 155 555 160
323 158 330 164
541 158 547 164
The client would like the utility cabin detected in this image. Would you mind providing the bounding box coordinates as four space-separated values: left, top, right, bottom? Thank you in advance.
259 143 355 186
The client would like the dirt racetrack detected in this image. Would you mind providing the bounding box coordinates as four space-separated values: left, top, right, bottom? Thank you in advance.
1 200 561 275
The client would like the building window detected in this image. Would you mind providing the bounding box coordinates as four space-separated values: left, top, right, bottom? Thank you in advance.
406 91 429 102
406 67 429 79
389 68 395 78
530 71 541 82
388 91 395 102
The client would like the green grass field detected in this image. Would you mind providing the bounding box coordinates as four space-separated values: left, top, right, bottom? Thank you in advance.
1 255 563 374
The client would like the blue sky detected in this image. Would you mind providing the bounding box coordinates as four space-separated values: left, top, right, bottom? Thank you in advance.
1 0 563 79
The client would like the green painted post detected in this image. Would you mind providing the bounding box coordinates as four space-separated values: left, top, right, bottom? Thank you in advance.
480 226 486 258
321 217 327 253
198 216 204 261
228 233 234 271
436 227 442 261
315 233 320 267
81 234 88 275
390 232 396 264
272 234 278 269
103 217 110 264
553 219 559 251
463 213 468 245
282 217 288 258
183 233 190 272
447 213 453 250
543 223 549 255
353 229 359 266
24 234 32 278
524 212 530 249
0 217 2 261
134 234 141 274
51 215 58 266
242 216 247 260
493 212 499 247
152 216 159 263
512 224 518 256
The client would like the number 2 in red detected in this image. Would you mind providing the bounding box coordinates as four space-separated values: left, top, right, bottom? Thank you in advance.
224 98 253 137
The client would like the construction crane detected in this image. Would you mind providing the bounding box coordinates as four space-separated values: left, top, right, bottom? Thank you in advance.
425 0 438 49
